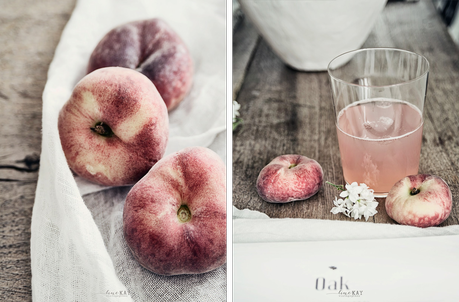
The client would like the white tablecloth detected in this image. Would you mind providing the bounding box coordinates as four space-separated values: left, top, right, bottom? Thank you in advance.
233 206 459 301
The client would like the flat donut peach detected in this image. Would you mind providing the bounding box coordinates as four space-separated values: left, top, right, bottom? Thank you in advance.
256 154 324 203
123 146 226 275
58 67 169 186
87 18 193 111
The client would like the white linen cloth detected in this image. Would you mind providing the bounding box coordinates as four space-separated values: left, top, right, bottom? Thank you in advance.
233 206 459 243
31 0 226 301
233 206 459 301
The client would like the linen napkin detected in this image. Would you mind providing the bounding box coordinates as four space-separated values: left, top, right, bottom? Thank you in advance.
233 206 459 242
233 207 459 301
234 235 459 301
31 0 227 301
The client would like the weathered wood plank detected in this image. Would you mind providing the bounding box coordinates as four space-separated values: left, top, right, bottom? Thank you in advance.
0 0 77 300
233 0 459 226
232 16 260 101
0 182 37 301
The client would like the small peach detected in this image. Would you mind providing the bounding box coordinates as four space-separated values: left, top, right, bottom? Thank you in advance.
385 174 452 228
256 154 324 203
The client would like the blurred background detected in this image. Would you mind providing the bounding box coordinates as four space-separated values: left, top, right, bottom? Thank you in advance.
234 0 459 47
433 0 459 44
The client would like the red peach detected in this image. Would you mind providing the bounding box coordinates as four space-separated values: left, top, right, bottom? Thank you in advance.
385 174 452 228
256 154 324 203
123 146 226 275
87 18 193 111
58 67 169 186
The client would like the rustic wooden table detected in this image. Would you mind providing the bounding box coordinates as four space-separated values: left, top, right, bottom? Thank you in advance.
233 0 459 225
0 0 76 300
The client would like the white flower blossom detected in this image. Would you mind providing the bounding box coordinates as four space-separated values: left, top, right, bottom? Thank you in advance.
344 182 363 203
328 181 378 221
233 100 241 123
233 100 243 131
331 197 347 215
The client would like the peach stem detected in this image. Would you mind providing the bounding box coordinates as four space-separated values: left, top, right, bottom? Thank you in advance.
410 188 421 195
177 205 192 223
90 122 114 137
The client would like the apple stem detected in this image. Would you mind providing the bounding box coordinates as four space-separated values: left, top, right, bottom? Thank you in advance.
90 122 114 137
410 188 421 195
288 164 297 169
177 205 192 223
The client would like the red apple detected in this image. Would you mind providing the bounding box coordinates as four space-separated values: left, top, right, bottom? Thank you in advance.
385 174 452 228
256 154 324 203
123 146 226 275
87 18 193 111
58 67 169 186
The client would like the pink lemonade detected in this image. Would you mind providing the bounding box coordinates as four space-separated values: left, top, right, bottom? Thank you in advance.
336 98 423 196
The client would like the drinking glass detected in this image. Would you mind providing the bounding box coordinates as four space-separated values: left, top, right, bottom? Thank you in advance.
328 48 429 197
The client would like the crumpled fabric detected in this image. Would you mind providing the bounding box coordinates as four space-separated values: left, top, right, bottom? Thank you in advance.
31 0 226 301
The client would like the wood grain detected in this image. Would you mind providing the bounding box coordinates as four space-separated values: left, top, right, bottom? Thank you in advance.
0 0 76 300
233 0 459 226
232 15 259 101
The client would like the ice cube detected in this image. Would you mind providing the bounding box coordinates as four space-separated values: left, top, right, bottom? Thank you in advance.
363 116 394 138
365 116 394 132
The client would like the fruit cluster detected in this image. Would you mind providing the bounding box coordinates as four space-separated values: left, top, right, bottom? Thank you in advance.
256 155 452 228
58 19 226 276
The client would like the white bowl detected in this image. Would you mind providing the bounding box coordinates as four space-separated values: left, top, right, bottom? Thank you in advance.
238 0 387 71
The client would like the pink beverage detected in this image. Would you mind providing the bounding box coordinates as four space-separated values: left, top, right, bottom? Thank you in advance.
336 98 423 196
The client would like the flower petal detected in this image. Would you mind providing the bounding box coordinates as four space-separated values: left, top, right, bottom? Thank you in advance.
331 207 342 214
340 191 349 198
